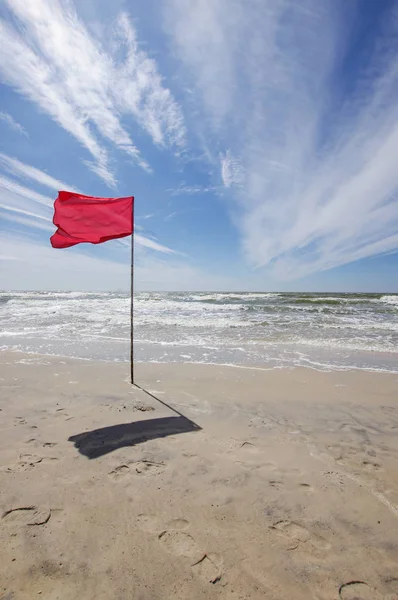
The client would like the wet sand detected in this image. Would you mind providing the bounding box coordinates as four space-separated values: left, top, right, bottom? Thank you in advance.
0 351 397 599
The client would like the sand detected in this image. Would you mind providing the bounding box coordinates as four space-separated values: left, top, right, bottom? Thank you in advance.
0 351 397 600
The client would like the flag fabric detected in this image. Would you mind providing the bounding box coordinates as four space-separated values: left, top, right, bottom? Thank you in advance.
50 191 134 249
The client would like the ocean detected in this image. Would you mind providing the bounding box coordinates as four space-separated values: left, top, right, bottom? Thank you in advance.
1 291 397 372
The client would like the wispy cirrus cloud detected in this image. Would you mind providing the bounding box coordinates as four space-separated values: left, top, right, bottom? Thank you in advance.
0 111 28 137
134 235 175 255
167 184 219 196
220 150 243 189
2 212 54 232
165 0 398 279
0 0 185 186
0 175 53 209
0 153 80 194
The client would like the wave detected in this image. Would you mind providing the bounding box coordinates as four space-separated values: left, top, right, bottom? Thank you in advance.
0 291 109 303
291 295 389 305
293 298 342 305
380 295 398 307
187 292 280 302
247 336 397 354
244 292 281 299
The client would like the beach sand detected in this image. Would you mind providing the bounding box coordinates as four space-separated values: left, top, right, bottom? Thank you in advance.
0 352 397 600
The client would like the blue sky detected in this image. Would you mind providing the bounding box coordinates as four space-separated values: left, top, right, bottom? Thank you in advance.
0 0 397 292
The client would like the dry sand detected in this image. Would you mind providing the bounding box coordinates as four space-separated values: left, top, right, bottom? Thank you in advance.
0 351 397 600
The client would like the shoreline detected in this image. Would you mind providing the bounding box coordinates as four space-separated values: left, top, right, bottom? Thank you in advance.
1 351 397 599
3 347 398 375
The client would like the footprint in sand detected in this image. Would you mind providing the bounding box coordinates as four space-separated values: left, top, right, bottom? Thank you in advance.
239 441 262 454
3 454 59 473
191 554 223 584
109 459 166 479
381 579 398 600
268 480 313 493
270 520 330 552
1 505 51 527
167 518 190 530
385 578 398 593
283 467 305 477
109 464 130 479
137 515 189 533
339 581 383 600
159 530 202 559
159 531 222 584
138 515 223 584
299 482 313 491
361 460 382 472
20 453 58 463
323 470 345 486
234 459 277 473
268 480 284 489
137 514 159 532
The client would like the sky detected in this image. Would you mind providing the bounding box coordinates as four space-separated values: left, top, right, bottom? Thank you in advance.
0 0 398 292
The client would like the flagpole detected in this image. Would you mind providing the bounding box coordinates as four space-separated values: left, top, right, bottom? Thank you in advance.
130 199 134 385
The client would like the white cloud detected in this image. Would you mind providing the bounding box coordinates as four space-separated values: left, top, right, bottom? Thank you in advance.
163 0 243 126
0 111 28 136
0 153 80 193
0 174 53 208
220 150 243 188
1 210 54 232
135 234 176 255
117 233 176 255
1 234 131 290
0 233 233 291
165 0 398 279
0 205 52 223
0 0 185 186
167 184 218 196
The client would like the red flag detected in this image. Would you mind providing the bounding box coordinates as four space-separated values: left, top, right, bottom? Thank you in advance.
50 191 134 249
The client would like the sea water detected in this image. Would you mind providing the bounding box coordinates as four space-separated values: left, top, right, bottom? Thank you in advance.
1 291 397 372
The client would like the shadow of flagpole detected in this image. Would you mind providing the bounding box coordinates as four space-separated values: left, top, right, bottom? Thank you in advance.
68 385 202 459
133 383 201 427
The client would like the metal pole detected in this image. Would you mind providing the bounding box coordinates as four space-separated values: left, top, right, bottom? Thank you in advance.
130 198 134 384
